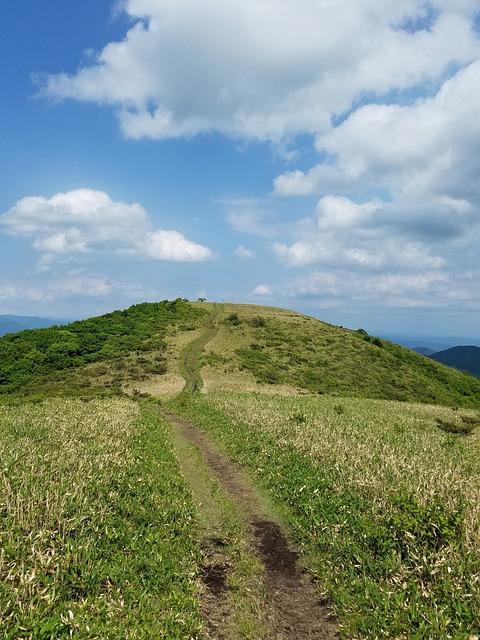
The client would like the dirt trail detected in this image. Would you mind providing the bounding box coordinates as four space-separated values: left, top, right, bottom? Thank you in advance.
181 303 222 394
168 413 337 639
170 304 337 638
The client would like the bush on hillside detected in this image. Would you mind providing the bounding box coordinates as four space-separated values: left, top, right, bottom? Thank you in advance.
0 299 204 394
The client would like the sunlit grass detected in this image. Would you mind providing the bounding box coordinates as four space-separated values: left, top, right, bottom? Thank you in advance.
206 394 480 545
171 392 480 638
0 397 203 638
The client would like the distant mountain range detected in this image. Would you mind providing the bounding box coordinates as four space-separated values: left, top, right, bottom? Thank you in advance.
428 346 480 378
0 314 72 337
379 333 480 352
379 334 480 379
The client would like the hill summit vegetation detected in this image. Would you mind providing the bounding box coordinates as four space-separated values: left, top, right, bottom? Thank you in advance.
1 300 480 407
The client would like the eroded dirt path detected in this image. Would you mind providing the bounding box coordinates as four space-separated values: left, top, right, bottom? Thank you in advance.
168 304 337 637
168 412 337 639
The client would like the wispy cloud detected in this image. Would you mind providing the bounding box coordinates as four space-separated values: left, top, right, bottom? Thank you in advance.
223 197 280 238
0 285 52 303
234 245 255 259
281 268 480 312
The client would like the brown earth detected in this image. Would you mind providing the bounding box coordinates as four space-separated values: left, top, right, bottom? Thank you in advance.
167 412 338 640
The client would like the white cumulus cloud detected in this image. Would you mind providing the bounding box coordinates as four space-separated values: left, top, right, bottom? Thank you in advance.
141 230 213 262
273 195 446 270
234 245 255 259
270 58 480 314
39 1 480 142
0 188 213 263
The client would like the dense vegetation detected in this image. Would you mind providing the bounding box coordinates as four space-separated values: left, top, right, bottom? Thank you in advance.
0 299 205 395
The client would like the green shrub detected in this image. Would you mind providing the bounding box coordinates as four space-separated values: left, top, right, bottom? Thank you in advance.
226 312 241 326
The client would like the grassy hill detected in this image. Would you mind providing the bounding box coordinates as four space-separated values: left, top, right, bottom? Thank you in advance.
1 300 479 407
197 303 480 406
1 300 480 638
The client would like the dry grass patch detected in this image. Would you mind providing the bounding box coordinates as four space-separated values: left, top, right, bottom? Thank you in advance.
205 394 480 548
123 372 185 398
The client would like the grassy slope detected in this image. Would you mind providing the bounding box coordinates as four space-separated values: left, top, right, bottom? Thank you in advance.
199 303 480 407
1 299 479 407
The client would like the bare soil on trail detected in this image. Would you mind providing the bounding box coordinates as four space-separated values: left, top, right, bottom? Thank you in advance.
168 413 338 640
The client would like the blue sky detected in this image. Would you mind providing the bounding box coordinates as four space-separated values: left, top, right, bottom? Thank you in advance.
1 1 480 337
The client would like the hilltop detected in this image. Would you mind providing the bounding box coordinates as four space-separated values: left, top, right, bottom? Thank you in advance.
1 299 479 407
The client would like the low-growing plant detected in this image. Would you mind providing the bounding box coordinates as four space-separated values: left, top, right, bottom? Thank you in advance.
170 392 480 639
0 398 204 638
436 416 478 435
250 315 266 328
226 312 241 326
291 412 307 424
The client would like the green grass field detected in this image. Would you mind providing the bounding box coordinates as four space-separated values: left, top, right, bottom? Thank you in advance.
2 300 480 638
0 397 203 639
171 392 480 639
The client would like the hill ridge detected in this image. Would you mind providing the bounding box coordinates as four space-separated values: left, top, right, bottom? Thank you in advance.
0 313 72 337
0 299 479 407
